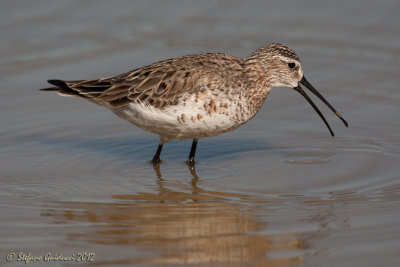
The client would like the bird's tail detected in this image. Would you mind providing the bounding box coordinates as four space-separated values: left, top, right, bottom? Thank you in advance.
40 79 85 97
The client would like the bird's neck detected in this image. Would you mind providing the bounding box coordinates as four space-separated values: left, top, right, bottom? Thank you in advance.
242 57 271 113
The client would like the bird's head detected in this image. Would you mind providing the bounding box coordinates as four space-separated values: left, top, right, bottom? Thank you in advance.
250 43 348 136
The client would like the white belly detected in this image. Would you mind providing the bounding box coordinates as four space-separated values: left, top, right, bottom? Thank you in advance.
111 95 249 143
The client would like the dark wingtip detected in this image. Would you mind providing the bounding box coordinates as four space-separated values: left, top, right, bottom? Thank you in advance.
40 87 55 91
40 79 64 91
47 79 66 87
40 79 72 92
42 79 73 92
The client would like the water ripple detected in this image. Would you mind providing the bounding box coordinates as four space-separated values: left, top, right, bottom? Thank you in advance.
0 182 77 205
282 151 333 164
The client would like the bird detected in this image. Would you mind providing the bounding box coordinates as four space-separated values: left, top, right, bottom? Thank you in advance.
41 43 348 165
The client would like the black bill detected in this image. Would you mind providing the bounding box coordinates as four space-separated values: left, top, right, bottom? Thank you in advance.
294 76 348 136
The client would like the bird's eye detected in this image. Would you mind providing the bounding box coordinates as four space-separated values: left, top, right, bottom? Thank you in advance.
288 62 296 69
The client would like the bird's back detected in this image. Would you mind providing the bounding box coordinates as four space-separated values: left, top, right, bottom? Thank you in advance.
43 53 245 109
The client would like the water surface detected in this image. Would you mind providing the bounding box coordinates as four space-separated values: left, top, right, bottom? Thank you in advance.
1 0 400 266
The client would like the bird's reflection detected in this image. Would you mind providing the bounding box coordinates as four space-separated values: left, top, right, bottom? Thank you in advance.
42 164 305 265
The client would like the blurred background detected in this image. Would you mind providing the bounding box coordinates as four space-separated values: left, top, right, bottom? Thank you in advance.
1 0 399 266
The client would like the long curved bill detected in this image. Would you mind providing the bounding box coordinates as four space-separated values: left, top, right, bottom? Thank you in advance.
294 76 348 136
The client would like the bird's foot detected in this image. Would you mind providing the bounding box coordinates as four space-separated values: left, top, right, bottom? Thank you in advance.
186 157 196 166
150 157 162 165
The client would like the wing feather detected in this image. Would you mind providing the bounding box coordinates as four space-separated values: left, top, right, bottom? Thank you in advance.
44 53 244 109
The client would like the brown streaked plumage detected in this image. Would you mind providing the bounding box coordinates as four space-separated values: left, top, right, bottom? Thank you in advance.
41 43 348 165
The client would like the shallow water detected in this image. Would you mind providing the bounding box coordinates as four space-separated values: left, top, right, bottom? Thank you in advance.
1 0 400 266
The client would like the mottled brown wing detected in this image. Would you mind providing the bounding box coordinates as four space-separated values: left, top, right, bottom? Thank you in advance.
93 66 183 108
97 56 214 109
48 53 243 109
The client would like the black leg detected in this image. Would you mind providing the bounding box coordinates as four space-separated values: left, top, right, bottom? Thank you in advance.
187 138 198 165
152 143 163 164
